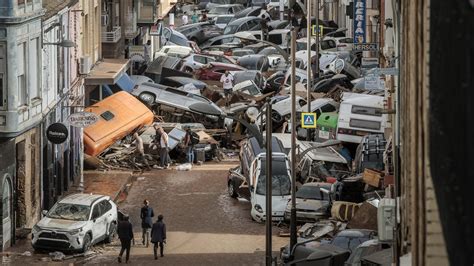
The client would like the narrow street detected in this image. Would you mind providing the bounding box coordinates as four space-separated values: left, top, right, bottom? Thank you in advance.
89 163 288 265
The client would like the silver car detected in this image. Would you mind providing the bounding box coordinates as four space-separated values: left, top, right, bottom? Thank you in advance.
284 182 332 222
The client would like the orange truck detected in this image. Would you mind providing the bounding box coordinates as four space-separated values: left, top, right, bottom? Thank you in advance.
84 91 154 156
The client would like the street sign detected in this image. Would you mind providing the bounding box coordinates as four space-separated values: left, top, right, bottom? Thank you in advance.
375 67 399 76
364 74 383 90
68 112 99 128
361 57 380 69
353 43 378 51
301 113 317 129
46 123 69 144
353 0 367 43
311 25 324 37
150 23 162 36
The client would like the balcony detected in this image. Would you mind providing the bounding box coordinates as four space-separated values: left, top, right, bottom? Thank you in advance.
101 26 121 43
124 12 139 39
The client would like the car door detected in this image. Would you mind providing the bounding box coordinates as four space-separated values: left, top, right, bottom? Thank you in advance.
100 200 115 234
90 202 107 242
193 55 207 69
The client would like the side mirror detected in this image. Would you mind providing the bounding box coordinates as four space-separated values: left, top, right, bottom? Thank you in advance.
42 210 48 217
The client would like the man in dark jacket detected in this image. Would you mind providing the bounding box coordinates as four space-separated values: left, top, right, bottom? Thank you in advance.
117 215 134 263
151 214 167 259
140 199 154 247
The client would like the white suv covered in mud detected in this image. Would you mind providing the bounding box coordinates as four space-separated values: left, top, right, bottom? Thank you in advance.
32 194 118 252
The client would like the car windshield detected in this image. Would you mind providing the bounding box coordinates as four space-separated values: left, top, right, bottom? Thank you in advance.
296 42 307 51
224 25 239 34
216 16 233 24
296 185 330 200
210 6 233 14
312 161 350 178
47 203 91 221
332 235 371 252
256 159 291 196
241 83 260 95
170 34 189 47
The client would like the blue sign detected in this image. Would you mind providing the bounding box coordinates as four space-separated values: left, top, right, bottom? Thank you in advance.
301 113 317 129
353 0 366 44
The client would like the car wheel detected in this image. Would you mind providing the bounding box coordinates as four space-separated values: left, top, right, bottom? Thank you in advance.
82 233 92 253
228 181 238 198
105 222 117 243
184 67 194 73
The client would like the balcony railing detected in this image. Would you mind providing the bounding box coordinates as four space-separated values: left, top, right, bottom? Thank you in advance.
101 26 121 43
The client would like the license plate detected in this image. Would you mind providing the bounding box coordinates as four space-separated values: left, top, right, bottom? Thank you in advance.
272 216 284 221
319 130 330 139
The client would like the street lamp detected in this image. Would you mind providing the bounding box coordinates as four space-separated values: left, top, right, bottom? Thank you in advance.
189 101 275 265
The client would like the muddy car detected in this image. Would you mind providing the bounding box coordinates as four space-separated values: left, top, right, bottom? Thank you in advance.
195 62 246 81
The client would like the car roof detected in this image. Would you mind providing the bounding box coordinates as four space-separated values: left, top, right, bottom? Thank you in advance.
60 193 108 206
335 229 376 238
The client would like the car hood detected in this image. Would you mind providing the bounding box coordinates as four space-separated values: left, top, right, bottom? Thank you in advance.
273 99 303 115
255 193 290 215
293 199 329 211
37 217 88 231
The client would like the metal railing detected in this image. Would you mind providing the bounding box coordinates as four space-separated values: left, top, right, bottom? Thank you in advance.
101 26 121 43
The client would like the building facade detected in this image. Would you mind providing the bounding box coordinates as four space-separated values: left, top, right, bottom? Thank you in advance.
0 0 44 250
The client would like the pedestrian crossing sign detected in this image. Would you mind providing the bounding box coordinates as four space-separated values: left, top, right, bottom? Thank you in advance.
301 113 317 128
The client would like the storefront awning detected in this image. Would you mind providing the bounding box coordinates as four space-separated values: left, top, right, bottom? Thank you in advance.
84 59 130 85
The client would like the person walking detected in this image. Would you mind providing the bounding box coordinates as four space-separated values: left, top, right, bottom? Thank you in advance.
158 127 170 169
151 215 167 259
182 12 189 25
220 70 234 107
140 199 154 247
191 10 199 24
117 215 134 264
259 4 271 41
184 127 198 164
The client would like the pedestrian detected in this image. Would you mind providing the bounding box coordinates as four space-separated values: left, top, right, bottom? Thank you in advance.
184 127 198 164
157 126 170 169
220 70 234 107
133 132 150 170
201 10 208 22
259 4 271 41
140 199 154 247
143 40 152 65
191 10 199 24
182 12 189 25
117 215 134 264
151 214 167 259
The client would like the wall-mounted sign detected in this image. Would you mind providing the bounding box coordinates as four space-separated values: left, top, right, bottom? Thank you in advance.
68 112 99 128
353 0 366 44
353 43 378 51
46 123 69 144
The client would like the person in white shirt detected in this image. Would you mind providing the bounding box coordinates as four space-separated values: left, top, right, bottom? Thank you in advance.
182 12 189 25
220 71 234 107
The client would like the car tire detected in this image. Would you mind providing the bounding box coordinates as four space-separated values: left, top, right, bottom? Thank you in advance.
228 181 238 198
82 233 92 253
184 67 194 73
105 222 117 243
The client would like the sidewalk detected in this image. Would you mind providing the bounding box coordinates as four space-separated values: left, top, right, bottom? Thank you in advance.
81 170 134 203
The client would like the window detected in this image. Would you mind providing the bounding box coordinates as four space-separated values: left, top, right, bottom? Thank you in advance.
29 37 40 100
351 105 382 116
91 204 101 220
99 200 112 214
17 42 27 106
349 119 381 130
194 55 206 64
321 40 336 50
321 104 337 113
100 111 115 121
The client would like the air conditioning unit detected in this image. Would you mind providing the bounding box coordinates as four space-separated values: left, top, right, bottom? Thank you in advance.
79 56 91 75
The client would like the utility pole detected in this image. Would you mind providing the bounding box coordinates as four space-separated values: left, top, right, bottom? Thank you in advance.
289 27 298 253
306 0 312 141
265 99 273 266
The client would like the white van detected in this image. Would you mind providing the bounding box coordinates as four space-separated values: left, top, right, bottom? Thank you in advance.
336 93 387 144
228 137 292 222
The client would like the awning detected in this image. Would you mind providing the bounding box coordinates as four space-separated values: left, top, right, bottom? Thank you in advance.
84 59 130 85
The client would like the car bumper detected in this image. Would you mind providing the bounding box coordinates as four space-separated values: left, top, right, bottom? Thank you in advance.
284 211 328 222
251 209 285 223
32 231 84 251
